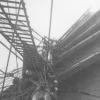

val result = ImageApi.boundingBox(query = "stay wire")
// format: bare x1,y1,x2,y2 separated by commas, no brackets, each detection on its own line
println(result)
15,0,20,77
15,0,24,75
1,30,14,95
7,0,10,18
48,0,53,40
42,0,54,87
0,0,22,95
0,0,13,91
47,0,53,58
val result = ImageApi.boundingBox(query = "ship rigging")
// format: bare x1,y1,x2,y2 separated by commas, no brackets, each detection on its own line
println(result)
1,0,100,100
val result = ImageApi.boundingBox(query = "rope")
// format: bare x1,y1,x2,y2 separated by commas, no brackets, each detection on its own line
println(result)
7,0,10,18
0,0,22,94
48,0,53,40
47,0,54,61
14,0,23,78
1,35,13,95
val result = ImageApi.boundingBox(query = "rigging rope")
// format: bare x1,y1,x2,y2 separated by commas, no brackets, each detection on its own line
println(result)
47,0,53,61
0,0,23,95
0,0,13,94
48,0,53,40
1,35,13,95
42,0,54,88
7,0,10,18
15,0,22,77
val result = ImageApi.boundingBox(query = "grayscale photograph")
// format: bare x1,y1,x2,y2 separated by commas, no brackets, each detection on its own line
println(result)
0,0,100,100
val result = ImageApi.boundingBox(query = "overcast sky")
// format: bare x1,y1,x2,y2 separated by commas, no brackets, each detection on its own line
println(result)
0,0,100,72
24,0,100,39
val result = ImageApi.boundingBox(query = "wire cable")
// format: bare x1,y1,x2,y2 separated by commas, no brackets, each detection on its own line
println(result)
48,0,53,40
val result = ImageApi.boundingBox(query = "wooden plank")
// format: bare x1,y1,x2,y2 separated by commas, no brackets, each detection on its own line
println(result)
1,5,23,9
0,22,28,27
0,0,20,4
0,17,27,22
0,12,25,17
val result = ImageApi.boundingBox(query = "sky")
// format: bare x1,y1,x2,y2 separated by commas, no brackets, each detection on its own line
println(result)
24,0,100,39
0,0,100,72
